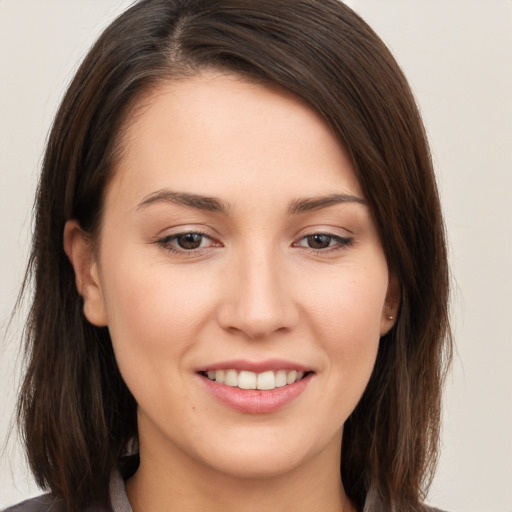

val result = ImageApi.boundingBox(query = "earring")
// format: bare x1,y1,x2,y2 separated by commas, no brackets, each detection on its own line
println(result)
386,315,395,321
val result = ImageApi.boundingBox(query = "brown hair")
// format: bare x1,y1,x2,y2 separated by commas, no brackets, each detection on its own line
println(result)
17,1,451,511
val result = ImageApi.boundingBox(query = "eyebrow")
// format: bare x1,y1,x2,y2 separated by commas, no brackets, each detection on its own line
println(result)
287,193,366,214
136,189,366,215
137,189,230,214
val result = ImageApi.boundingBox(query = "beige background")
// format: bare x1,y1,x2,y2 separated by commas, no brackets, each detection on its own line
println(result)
1,1,511,511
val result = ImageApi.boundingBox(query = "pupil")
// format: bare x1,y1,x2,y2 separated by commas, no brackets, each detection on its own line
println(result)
178,233,202,249
308,234,331,249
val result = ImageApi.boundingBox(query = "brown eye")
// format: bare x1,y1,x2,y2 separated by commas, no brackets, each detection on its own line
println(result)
176,233,204,250
294,233,353,252
156,231,220,255
156,231,218,255
306,234,333,249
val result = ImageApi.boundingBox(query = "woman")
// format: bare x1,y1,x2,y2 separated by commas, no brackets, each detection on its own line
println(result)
8,1,451,511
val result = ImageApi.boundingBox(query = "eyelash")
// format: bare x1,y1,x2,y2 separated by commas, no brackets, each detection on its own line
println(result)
293,233,353,253
156,231,218,255
156,231,353,255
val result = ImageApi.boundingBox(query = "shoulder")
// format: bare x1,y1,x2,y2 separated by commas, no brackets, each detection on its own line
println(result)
423,506,450,512
2,495,61,512
2,455,138,512
2,495,108,512
364,497,451,512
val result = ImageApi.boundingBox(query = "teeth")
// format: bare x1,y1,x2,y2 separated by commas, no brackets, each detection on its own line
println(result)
205,369,306,390
286,370,297,385
238,370,257,390
224,369,238,387
275,370,287,388
257,370,275,390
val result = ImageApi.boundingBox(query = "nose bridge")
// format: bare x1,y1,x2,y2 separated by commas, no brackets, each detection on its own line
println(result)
218,240,297,339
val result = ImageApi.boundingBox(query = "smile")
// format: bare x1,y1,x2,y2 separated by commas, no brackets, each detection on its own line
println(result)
203,369,307,390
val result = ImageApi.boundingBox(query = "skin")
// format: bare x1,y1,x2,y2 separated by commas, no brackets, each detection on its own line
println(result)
65,71,399,512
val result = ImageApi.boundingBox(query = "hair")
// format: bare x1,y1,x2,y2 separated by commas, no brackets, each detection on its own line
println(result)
17,1,451,511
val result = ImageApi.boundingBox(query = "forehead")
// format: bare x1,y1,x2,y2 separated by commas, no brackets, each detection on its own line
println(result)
108,71,363,208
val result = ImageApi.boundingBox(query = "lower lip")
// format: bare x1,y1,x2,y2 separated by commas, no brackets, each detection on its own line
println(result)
199,373,312,414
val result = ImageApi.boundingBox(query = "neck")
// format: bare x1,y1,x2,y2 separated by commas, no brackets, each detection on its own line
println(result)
126,429,354,512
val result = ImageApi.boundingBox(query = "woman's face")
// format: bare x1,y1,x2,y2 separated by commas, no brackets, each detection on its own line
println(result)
68,71,398,480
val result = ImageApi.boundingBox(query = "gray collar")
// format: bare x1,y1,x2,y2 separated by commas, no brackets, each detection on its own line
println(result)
109,470,132,512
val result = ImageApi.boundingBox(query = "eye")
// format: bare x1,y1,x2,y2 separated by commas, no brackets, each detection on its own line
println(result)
157,231,218,253
295,233,353,251
174,233,208,250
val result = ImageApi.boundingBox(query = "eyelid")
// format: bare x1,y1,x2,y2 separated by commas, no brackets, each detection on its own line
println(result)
152,225,353,256
155,228,222,255
292,230,354,253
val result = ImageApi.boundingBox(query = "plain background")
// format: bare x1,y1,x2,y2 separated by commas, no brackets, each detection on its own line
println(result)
1,1,511,511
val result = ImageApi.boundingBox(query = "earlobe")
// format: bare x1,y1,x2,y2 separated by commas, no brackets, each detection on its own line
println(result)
380,273,401,336
63,220,108,327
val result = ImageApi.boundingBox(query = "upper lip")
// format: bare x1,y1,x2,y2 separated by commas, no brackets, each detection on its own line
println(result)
197,359,313,373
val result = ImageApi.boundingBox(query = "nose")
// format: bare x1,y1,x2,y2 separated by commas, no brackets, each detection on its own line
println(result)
216,246,299,340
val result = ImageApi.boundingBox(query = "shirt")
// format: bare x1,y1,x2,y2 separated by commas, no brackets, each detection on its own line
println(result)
2,457,447,512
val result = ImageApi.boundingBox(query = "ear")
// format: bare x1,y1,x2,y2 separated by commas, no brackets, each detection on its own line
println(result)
380,272,401,336
63,220,108,327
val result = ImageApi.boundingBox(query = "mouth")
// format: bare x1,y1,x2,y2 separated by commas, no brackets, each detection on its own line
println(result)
197,360,314,413
199,369,311,391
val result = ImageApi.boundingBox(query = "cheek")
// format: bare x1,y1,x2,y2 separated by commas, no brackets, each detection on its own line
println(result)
102,253,212,338
97,248,220,392
98,256,220,424
305,262,388,339
302,261,388,386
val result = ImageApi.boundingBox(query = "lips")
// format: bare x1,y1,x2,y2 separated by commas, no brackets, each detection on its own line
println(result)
197,359,313,413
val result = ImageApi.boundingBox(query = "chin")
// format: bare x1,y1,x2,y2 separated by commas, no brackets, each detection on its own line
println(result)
204,448,310,480
191,426,342,481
